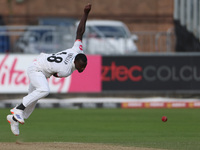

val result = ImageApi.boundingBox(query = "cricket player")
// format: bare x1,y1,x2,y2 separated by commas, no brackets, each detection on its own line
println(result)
7,3,92,136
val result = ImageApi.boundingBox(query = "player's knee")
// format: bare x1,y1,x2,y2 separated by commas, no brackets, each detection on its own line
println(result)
38,88,50,98
42,89,50,97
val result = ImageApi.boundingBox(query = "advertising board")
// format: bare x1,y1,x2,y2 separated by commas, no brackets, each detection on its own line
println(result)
0,54,101,93
102,55,200,92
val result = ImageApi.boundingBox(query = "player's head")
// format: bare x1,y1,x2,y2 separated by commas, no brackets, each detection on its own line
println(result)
74,54,87,73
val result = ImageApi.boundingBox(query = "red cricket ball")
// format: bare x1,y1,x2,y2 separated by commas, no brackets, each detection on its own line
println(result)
161,116,167,122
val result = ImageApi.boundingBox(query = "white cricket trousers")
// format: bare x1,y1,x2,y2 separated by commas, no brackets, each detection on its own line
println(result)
23,62,50,119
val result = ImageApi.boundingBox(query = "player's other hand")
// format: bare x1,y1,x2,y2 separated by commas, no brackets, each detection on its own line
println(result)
84,3,91,14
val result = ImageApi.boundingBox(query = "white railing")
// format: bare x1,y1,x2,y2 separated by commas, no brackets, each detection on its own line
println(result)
0,25,176,54
132,29,176,53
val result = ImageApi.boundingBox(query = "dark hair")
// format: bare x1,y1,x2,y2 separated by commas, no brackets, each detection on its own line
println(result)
75,53,87,63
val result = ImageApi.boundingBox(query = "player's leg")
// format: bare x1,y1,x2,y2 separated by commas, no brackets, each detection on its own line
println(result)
12,71,49,124
8,83,38,135
10,83,35,123
23,83,38,119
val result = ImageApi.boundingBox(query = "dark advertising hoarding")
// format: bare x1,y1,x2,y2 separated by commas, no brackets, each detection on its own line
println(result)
102,54,200,92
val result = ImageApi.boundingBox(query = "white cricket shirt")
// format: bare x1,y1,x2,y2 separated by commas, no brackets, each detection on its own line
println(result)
36,40,84,78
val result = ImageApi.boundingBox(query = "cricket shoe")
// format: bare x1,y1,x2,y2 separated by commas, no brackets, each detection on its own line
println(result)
7,115,19,136
10,107,25,124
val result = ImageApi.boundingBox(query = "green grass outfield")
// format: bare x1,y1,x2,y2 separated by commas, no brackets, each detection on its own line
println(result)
1,108,200,150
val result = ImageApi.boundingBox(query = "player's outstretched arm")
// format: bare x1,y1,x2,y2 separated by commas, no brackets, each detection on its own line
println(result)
76,3,91,40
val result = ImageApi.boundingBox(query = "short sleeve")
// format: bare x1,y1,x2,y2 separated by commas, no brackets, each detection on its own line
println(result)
72,39,84,53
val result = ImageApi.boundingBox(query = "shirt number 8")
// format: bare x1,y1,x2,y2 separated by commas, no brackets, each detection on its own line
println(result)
47,56,63,63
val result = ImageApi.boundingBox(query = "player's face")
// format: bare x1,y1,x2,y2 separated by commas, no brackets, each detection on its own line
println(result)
75,60,87,73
